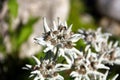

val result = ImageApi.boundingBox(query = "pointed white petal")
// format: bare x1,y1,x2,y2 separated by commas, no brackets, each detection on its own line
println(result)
57,17,61,26
32,56,41,66
43,17,50,32
53,21,57,30
94,43,101,52
108,41,113,49
104,71,109,79
55,64,70,71
34,76,40,80
85,45,90,52
72,47,83,56
26,64,32,68
96,64,110,70
31,70,40,74
69,34,82,42
114,41,119,48
29,74,34,78
22,67,29,70
114,59,120,65
66,24,72,34
55,74,64,80
64,55,73,65
86,49,91,59
97,28,102,33
34,37,46,46
112,74,119,80
70,71,79,77
78,29,84,33
64,21,68,27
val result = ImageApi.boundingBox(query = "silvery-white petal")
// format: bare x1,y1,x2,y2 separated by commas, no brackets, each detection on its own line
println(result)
103,71,109,80
26,64,32,68
85,45,90,52
29,74,34,78
44,45,54,52
55,64,70,71
88,71,104,76
85,75,90,80
43,17,50,33
64,21,68,28
34,76,40,80
112,74,119,80
78,29,84,33
75,77,81,80
94,43,101,52
108,41,113,49
70,71,79,77
34,37,46,46
96,64,110,70
72,47,83,56
31,70,40,74
22,67,29,70
57,17,61,26
114,59,120,65
86,49,91,59
34,76,44,80
69,34,83,42
53,21,57,31
113,41,119,48
32,56,41,66
63,55,73,65
96,27,102,34
66,24,72,34
55,74,64,80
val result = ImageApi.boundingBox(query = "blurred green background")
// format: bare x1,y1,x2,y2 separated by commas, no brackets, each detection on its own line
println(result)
0,0,120,80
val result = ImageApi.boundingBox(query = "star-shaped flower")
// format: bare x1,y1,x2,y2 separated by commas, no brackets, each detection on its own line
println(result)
23,56,70,80
34,18,84,63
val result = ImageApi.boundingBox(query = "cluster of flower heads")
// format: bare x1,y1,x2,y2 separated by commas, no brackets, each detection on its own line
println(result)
23,18,120,80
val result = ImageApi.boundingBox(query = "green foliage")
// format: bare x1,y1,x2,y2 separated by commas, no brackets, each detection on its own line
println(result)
68,0,83,32
67,0,97,32
8,0,18,17
9,17,39,53
17,17,39,47
0,35,6,53
35,51,45,60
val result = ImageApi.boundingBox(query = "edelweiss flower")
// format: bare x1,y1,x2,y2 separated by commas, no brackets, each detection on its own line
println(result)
23,56,70,80
101,41,120,65
70,46,109,80
79,28,120,66
70,63,90,80
78,28,111,52
34,18,84,63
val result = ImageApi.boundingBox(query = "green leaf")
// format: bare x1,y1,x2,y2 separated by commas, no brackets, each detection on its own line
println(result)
17,17,39,48
8,0,18,17
0,35,6,53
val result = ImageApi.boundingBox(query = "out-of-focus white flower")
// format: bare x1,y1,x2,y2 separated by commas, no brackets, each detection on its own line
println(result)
78,28,111,52
79,27,120,66
102,46,120,65
24,56,70,80
70,47,109,80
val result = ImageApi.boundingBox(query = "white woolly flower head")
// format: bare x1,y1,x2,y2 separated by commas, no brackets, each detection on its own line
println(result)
23,56,71,80
34,17,84,52
34,18,84,65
